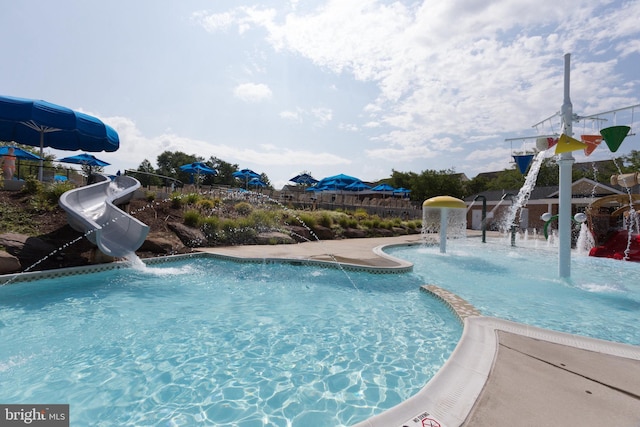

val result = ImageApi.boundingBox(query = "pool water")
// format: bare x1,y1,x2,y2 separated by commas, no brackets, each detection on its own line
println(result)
388,239,640,345
0,258,460,427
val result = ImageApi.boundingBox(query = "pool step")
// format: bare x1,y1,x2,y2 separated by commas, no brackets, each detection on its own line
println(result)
421,285,481,322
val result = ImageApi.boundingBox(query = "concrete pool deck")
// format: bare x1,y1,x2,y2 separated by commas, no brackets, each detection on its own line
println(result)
197,234,640,427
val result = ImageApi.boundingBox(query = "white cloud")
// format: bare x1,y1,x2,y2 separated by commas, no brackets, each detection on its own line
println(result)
233,83,273,103
279,109,302,122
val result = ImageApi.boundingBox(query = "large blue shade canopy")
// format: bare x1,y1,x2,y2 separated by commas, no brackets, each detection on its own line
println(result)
0,95,120,180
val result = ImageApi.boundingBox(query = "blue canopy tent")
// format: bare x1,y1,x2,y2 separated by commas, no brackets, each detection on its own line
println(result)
0,95,119,180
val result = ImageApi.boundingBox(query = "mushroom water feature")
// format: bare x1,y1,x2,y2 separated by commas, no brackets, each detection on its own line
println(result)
422,196,467,253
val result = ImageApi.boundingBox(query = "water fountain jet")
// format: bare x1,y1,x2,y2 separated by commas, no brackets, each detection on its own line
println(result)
422,196,467,253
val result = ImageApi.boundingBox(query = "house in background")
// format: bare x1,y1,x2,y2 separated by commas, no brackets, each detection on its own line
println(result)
465,177,626,232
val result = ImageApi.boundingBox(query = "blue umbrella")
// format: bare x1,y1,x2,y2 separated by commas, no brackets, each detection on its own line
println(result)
0,95,119,180
59,153,111,178
59,153,110,168
344,181,371,191
371,183,395,192
0,146,42,161
233,168,260,189
248,177,266,188
179,162,217,175
393,187,411,198
315,174,362,190
289,173,318,185
180,162,217,188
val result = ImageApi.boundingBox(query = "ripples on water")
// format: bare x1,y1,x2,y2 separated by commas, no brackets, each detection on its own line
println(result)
0,258,461,426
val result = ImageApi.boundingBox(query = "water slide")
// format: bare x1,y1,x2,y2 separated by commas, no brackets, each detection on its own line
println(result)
59,174,149,258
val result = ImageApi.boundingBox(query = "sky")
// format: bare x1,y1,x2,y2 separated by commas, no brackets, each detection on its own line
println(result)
1,0,639,189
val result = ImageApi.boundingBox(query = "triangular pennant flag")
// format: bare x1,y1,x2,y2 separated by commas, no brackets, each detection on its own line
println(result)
600,125,630,153
581,135,602,156
513,154,534,174
555,133,587,154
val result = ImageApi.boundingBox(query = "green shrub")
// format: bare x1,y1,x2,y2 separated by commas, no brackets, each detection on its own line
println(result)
297,213,316,228
197,198,216,210
338,216,350,228
201,215,220,232
249,209,278,229
234,202,253,216
145,191,156,202
171,195,183,209
361,219,374,229
354,208,369,221
185,193,200,205
44,182,75,204
183,210,201,227
21,176,43,195
318,212,333,228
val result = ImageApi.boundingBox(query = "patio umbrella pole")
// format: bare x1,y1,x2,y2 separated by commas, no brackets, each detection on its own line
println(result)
39,132,44,181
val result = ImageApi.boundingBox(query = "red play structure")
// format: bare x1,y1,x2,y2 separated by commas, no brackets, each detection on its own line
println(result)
587,194,640,262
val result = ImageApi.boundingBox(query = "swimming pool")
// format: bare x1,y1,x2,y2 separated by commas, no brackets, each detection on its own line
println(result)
0,257,460,426
388,238,640,346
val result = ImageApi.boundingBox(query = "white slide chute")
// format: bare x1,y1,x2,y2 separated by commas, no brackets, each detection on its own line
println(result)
59,174,149,258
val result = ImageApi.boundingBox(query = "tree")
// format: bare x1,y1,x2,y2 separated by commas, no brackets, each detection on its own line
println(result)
207,156,239,186
135,159,162,187
622,150,640,171
156,151,200,185
388,168,465,201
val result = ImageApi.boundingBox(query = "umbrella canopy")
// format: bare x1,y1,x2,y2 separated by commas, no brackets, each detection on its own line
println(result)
393,187,411,197
179,162,217,175
289,173,318,185
59,153,110,167
0,95,120,180
248,177,266,187
344,181,371,191
315,174,362,190
233,168,260,188
371,183,395,192
0,146,42,161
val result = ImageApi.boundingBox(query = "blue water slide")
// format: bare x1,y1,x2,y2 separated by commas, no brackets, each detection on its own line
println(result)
59,174,149,258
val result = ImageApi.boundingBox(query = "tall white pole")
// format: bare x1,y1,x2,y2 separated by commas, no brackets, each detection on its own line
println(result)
558,53,574,277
